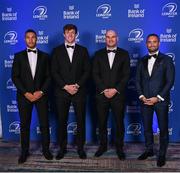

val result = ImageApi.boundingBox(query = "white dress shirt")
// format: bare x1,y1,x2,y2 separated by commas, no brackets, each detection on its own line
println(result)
27,48,37,79
107,47,117,69
65,42,75,63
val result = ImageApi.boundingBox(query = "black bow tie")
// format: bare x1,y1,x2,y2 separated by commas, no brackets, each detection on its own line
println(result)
27,49,37,54
107,49,116,53
148,54,157,59
66,45,75,49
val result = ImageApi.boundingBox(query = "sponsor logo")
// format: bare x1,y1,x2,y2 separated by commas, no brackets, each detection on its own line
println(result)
96,4,111,19
37,31,49,44
128,4,145,18
2,7,17,21
169,101,174,113
67,122,77,135
4,54,14,68
128,28,144,43
4,31,18,45
95,29,106,43
7,100,18,113
160,28,177,43
33,6,48,20
63,5,80,19
6,78,16,91
130,53,139,67
127,123,141,135
9,121,20,134
162,3,177,17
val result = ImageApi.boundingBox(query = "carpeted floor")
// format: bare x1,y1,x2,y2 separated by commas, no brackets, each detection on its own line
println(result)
0,139,180,172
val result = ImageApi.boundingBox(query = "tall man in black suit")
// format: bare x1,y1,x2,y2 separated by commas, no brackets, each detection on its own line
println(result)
136,34,175,167
51,24,90,159
12,29,53,164
93,30,130,160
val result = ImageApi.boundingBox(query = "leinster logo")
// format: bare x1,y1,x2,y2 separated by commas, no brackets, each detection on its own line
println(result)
4,31,18,45
9,121,20,134
33,6,48,20
127,123,141,136
67,122,77,135
96,4,111,19
128,28,144,43
162,3,177,17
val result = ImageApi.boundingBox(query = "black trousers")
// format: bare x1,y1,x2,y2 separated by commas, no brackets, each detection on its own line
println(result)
55,94,86,150
141,103,169,156
17,95,50,152
96,94,125,150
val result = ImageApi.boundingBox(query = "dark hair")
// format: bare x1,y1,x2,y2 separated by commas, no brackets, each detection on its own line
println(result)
63,24,77,34
146,33,160,42
25,29,37,37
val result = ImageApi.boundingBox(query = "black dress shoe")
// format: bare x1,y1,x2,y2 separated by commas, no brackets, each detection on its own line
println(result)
157,156,166,167
77,149,87,159
138,151,154,160
56,149,67,160
43,150,53,160
116,150,126,160
94,146,107,157
18,151,29,164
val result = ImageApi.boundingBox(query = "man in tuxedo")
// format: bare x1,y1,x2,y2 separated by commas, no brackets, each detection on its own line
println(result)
136,34,175,167
51,24,90,159
12,29,53,164
93,30,130,160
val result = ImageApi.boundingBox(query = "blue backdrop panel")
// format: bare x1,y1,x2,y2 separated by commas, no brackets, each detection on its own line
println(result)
0,0,179,143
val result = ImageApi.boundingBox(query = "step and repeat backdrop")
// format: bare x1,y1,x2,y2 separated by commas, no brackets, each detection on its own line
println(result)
0,0,179,143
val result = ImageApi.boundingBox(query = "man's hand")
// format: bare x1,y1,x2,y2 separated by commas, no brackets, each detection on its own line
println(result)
144,97,159,105
33,91,43,101
104,88,118,99
64,84,78,95
24,92,35,102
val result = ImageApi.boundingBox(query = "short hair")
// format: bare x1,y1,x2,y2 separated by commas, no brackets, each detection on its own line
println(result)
25,29,37,37
146,33,160,42
63,24,77,34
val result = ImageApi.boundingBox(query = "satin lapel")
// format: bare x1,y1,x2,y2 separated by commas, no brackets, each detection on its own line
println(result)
103,49,111,70
63,44,72,65
23,50,34,80
143,56,150,77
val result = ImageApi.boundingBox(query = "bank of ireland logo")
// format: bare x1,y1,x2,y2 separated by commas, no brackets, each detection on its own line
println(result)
128,28,143,43
162,3,177,17
67,122,77,135
96,4,112,19
127,123,141,135
4,31,18,45
9,121,20,134
33,6,48,20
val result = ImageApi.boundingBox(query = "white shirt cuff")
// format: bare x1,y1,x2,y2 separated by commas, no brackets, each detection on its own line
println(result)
139,95,144,99
157,95,164,101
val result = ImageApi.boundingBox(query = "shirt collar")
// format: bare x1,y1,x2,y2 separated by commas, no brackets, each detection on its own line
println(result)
148,50,159,56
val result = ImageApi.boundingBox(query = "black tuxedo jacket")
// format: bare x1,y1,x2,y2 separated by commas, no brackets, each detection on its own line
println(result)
93,47,130,98
51,44,90,97
12,49,50,96
136,52,175,104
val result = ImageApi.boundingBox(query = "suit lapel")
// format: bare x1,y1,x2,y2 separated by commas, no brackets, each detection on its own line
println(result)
63,44,72,65
23,50,34,80
143,55,150,77
34,49,41,80
103,49,111,70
